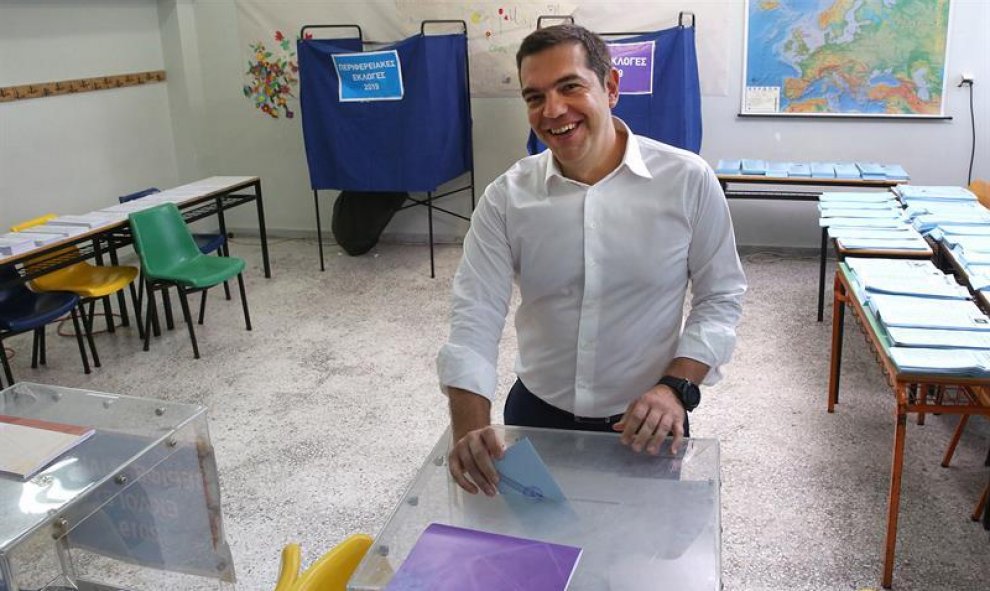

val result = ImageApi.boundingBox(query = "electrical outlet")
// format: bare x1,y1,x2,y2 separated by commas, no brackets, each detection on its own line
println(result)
959,73,974,86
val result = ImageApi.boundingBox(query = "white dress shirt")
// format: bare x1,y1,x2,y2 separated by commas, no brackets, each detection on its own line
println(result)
438,121,746,418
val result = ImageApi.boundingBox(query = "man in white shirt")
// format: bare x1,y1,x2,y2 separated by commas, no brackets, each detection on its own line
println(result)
437,25,746,496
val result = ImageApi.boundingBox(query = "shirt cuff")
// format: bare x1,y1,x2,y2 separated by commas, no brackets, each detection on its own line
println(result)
674,323,737,386
437,343,498,400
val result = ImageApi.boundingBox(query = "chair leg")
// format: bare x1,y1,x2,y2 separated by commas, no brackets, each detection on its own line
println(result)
176,285,200,359
199,288,208,325
31,328,40,369
218,249,232,300
162,287,175,330
70,305,92,375
39,328,46,366
109,242,130,328
81,301,100,369
129,281,144,340
143,285,158,352
236,272,252,331
103,295,115,333
0,336,15,385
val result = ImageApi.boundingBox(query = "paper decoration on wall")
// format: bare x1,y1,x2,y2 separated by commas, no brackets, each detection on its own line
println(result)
243,30,302,119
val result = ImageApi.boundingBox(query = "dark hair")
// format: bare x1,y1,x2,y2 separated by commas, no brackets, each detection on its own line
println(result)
516,24,611,85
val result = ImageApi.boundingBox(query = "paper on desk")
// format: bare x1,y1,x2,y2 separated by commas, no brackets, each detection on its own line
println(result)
886,327,990,349
820,192,896,203
837,237,931,251
858,274,968,299
821,217,906,228
494,438,565,502
819,200,898,210
819,207,903,218
888,347,990,374
869,294,990,331
829,227,915,239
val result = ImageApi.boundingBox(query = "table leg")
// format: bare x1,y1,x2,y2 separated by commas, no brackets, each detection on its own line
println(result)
882,398,908,589
254,180,271,278
818,227,828,322
827,272,845,412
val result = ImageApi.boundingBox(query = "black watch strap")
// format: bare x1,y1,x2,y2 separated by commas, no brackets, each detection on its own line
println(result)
658,375,701,412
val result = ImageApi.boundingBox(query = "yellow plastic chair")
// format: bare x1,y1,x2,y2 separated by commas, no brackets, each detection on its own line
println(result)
275,534,373,591
13,214,142,356
971,179,990,210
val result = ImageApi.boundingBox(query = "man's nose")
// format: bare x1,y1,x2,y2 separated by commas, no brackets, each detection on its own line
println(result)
542,92,566,118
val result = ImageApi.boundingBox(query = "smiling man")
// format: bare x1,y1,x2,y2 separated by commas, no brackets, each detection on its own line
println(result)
437,25,746,496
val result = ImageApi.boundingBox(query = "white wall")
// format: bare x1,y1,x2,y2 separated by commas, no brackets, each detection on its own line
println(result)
0,0,180,228
3,0,988,249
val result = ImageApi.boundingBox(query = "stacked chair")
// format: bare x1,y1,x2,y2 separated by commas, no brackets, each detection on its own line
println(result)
0,265,94,386
128,203,251,359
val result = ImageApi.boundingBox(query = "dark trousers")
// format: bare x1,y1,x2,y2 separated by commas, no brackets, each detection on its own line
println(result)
503,379,690,437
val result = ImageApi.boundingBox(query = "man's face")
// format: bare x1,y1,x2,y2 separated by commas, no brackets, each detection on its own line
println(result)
520,42,619,177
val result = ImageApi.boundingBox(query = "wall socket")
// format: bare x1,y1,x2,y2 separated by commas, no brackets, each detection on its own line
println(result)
959,73,975,86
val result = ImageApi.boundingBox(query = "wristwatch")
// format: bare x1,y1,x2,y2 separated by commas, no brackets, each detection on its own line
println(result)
657,376,701,412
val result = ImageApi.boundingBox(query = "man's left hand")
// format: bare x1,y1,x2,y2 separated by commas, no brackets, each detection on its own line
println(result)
612,385,685,455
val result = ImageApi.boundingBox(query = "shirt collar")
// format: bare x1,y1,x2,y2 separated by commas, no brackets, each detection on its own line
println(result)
542,117,653,188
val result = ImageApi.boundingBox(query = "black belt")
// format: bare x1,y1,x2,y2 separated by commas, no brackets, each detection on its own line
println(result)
571,412,625,425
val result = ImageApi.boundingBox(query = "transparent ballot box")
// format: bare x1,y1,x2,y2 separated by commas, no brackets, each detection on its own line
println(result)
0,383,234,591
350,426,720,591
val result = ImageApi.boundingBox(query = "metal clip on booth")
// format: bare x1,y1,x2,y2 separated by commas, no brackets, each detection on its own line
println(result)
535,11,695,30
299,21,476,278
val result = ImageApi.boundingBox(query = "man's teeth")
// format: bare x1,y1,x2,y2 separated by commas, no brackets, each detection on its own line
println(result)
549,123,577,135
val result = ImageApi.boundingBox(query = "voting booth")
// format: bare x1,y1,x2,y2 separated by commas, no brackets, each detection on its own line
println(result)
527,14,703,156
297,21,476,277
0,382,233,591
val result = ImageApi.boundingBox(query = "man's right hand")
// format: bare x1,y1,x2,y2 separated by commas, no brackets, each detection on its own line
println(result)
448,426,505,496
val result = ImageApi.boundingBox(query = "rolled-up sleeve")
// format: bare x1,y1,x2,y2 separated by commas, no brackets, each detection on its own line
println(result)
675,166,747,385
437,182,515,399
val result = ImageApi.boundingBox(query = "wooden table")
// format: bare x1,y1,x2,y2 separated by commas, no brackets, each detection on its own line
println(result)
717,174,903,321
827,263,990,588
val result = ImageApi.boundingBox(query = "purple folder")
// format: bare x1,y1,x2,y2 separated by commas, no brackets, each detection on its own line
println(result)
384,523,582,591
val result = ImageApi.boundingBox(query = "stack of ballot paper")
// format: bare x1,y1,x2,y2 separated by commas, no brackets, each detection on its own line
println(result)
834,163,862,180
889,347,990,375
715,159,741,175
819,192,913,240
856,162,887,180
810,162,836,178
0,236,35,257
846,258,966,301
868,294,990,331
893,185,978,202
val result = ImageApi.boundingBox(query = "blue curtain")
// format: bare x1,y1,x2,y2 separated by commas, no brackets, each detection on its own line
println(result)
298,34,472,192
527,25,702,155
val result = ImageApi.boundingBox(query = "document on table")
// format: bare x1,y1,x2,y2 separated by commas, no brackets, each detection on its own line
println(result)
819,207,903,218
888,347,990,374
846,257,941,279
829,227,916,239
821,217,907,228
836,237,931,251
942,236,990,253
715,159,741,175
820,192,897,203
858,274,968,299
765,161,790,178
894,186,977,200
886,327,990,349
869,294,990,331
819,201,900,210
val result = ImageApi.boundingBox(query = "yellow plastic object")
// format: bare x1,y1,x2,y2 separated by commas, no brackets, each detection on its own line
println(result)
11,213,57,232
12,217,138,298
274,543,301,591
971,179,990,210
292,534,373,591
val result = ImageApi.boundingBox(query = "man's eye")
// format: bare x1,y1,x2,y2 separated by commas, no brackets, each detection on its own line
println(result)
562,83,581,92
525,96,542,105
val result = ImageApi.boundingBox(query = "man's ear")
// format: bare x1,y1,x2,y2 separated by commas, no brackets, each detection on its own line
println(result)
605,68,620,108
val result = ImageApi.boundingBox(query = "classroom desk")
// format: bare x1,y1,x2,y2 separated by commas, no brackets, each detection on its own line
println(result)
717,174,903,321
0,382,234,591
349,426,721,590
827,263,990,588
0,176,271,284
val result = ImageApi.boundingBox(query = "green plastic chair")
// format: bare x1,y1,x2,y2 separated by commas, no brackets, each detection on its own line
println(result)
128,203,251,358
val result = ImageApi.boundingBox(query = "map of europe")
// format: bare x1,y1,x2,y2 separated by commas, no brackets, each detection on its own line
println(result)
744,0,950,116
